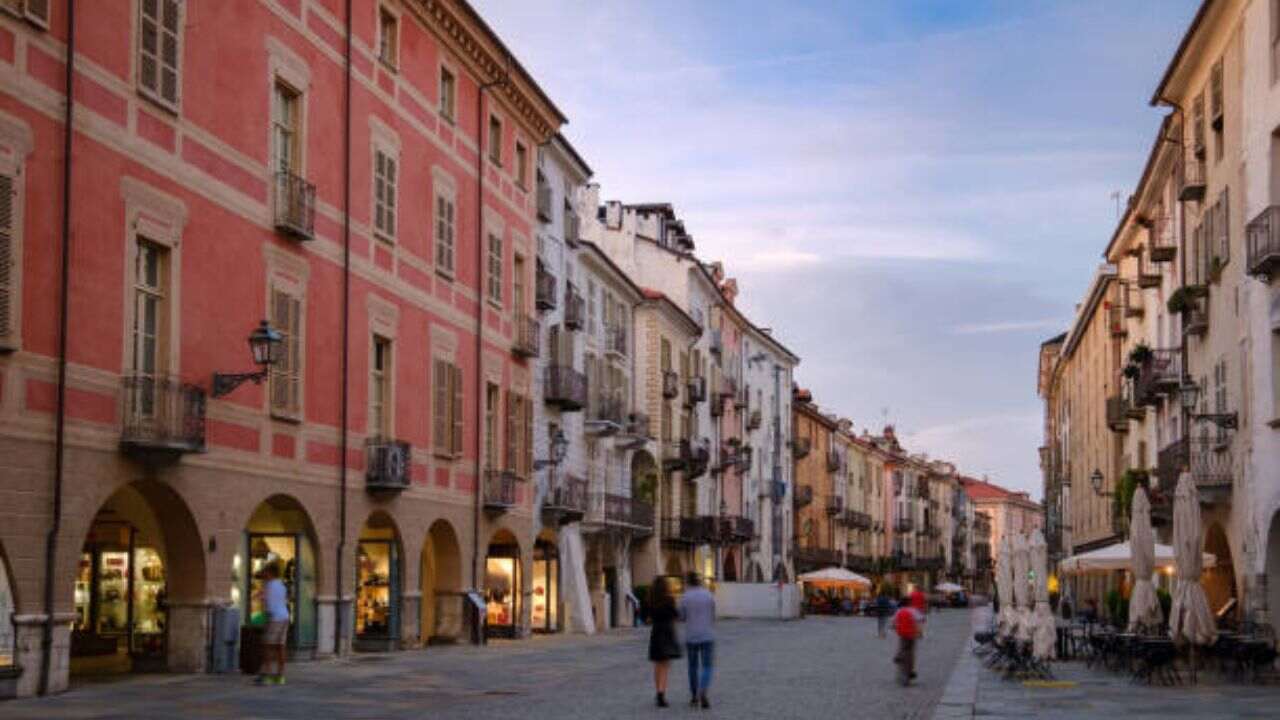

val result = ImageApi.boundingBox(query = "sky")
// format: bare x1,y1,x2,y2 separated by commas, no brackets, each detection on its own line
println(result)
472,0,1202,501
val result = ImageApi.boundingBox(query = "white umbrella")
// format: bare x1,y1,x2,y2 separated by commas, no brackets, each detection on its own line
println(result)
1059,540,1213,573
934,582,964,593
1013,533,1033,643
798,566,872,587
1169,472,1217,647
1030,529,1055,660
996,535,1015,638
1128,487,1163,631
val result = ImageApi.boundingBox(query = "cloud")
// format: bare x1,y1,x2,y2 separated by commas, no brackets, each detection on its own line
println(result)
952,319,1069,336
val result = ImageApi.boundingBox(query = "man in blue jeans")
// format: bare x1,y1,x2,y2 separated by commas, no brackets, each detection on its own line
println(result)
679,571,716,709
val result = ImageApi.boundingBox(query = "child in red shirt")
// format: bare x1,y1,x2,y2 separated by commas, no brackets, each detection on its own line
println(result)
893,590,927,684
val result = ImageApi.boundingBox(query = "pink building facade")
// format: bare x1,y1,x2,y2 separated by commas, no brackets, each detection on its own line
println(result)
0,0,564,697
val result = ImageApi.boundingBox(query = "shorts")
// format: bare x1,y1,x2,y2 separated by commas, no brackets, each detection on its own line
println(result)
263,620,289,646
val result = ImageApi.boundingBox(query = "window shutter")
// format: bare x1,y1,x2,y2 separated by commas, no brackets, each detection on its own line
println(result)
270,290,290,412
450,364,464,456
433,359,448,454
385,157,396,237
0,173,13,348
288,296,301,414
548,323,561,366
504,391,516,472
1221,188,1230,264
584,353,596,417
524,393,533,478
24,0,50,29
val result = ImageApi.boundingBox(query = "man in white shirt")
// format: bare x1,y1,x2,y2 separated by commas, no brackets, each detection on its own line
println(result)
258,561,290,686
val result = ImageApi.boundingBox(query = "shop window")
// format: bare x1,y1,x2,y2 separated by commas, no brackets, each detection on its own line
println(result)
73,523,168,669
138,0,183,111
355,538,400,648
531,542,559,633
485,549,520,637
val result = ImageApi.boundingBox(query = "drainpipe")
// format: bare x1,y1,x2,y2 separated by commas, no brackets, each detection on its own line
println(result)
40,0,75,696
334,0,352,657
473,68,510,590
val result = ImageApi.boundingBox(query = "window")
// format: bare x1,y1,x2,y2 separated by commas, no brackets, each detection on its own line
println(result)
434,191,455,274
586,279,597,334
487,233,503,304
439,66,456,122
505,393,531,478
132,240,167,384
513,255,526,316
1271,329,1280,424
138,0,182,110
488,115,503,166
0,548,12,668
373,149,397,240
0,170,18,350
515,142,528,188
1192,92,1206,159
272,81,300,174
269,289,303,419
485,383,499,469
370,336,391,436
1214,359,1228,444
1211,60,1224,162
378,7,398,69
433,359,464,457
0,1,51,29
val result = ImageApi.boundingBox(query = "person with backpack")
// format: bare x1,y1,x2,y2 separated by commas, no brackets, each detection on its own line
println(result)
893,590,927,685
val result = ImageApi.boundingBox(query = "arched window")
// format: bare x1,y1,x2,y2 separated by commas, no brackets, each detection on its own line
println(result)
0,548,14,668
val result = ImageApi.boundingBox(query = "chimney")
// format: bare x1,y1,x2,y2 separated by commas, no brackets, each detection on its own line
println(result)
722,278,738,305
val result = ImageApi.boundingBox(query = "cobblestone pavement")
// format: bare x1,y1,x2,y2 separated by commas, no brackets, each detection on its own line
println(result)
934,607,1280,720
4,611,971,720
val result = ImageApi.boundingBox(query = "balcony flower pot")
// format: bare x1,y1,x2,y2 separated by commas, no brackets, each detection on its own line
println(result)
1166,288,1192,315
1122,363,1141,381
1128,343,1153,365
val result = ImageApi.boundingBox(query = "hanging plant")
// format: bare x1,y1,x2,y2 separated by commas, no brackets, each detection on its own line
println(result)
1122,363,1141,380
1128,343,1153,365
1166,288,1191,315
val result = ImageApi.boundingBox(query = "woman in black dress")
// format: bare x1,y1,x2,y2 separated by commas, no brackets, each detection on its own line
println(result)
648,577,682,707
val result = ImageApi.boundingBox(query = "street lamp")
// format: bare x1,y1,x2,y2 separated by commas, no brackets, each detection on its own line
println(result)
533,428,568,470
212,320,284,398
1178,376,1238,430
1089,469,1111,498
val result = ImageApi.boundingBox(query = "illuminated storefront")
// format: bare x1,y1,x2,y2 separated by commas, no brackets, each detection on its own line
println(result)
486,540,521,638
531,540,559,633
355,521,401,652
234,498,320,655
71,521,167,673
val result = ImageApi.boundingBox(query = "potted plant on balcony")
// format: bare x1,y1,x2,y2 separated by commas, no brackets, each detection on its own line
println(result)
1128,344,1153,365
1122,363,1141,381
1166,288,1191,315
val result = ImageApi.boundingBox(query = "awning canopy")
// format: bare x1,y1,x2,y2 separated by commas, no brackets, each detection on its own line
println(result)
798,567,872,587
1059,540,1215,574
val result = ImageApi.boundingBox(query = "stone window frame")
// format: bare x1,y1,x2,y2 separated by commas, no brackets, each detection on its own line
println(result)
431,324,463,459
438,61,457,124
370,117,401,245
0,110,33,353
377,2,401,72
266,36,312,178
119,176,188,378
432,165,458,279
367,294,400,439
135,0,185,114
264,244,310,423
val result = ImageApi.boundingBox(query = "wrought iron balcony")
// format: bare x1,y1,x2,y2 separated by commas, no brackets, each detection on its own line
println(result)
624,411,651,438
1247,205,1280,281
120,374,207,457
605,324,627,358
1108,395,1133,432
792,436,812,459
662,515,714,546
564,284,585,330
794,544,842,568
512,314,540,358
918,556,945,571
718,515,754,544
536,180,553,221
826,449,841,473
598,492,654,532
894,517,915,533
661,370,680,399
794,484,814,507
483,469,517,512
825,495,845,515
544,365,588,411
1184,300,1209,337
1149,214,1177,262
664,438,709,475
747,409,762,430
543,475,589,523
686,376,707,404
365,438,411,493
564,209,581,246
844,510,872,530
846,554,873,573
1135,348,1180,406
586,395,625,434
273,170,316,240
892,551,915,570
738,444,753,472
535,265,557,311
1178,157,1206,203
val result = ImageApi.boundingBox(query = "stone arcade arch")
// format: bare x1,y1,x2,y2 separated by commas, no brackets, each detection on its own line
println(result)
420,519,463,645
237,495,322,655
69,480,206,677
355,511,403,652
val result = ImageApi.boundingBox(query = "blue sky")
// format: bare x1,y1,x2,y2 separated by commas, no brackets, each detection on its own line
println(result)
473,0,1201,500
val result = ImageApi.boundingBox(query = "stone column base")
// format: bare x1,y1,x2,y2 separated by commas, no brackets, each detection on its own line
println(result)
400,592,422,649
314,596,353,658
11,613,74,697
165,602,212,673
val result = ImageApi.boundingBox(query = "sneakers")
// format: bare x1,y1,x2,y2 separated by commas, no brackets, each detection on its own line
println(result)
272,676,287,686
256,675,286,686
699,694,711,709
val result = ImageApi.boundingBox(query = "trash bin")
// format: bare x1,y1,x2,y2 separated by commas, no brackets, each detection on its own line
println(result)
239,613,266,675
210,606,241,673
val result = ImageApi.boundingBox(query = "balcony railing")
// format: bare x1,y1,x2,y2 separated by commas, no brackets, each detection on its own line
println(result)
738,444,753,472
513,314,540,358
894,517,915,533
564,210,581,245
794,544,843,568
662,515,714,545
794,484,814,507
624,411,652,438
1184,298,1209,337
825,495,845,515
747,409,762,430
793,436,812,459
663,438,709,475
1247,205,1280,281
536,181,553,221
483,469,517,511
892,551,915,570
273,170,316,240
687,376,707,404
543,475,589,521
1177,157,1206,203
844,510,872,530
120,374,207,456
599,493,654,531
826,449,841,473
365,438,412,492
1106,395,1130,432
661,370,680,399
1150,214,1177,263
535,265,557,311
564,284,585,330
544,365,588,411
718,515,754,544
1155,436,1234,498
605,324,627,357
1135,348,1180,406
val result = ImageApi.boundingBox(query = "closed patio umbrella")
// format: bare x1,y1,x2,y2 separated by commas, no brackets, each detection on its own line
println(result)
1030,529,1055,660
1013,533,1032,643
1169,472,1217,647
1128,486,1163,631
996,535,1015,638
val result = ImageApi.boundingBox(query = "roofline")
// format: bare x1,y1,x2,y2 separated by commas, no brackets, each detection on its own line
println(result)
1060,265,1116,360
702,262,801,364
551,132,593,179
1102,114,1173,260
1040,332,1067,348
1149,0,1215,107
795,401,839,431
577,240,643,301
640,289,703,337
452,0,569,127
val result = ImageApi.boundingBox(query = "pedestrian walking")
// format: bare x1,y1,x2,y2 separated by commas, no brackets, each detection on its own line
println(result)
892,590,927,685
648,577,682,708
679,572,716,709
874,589,892,638
257,561,290,686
